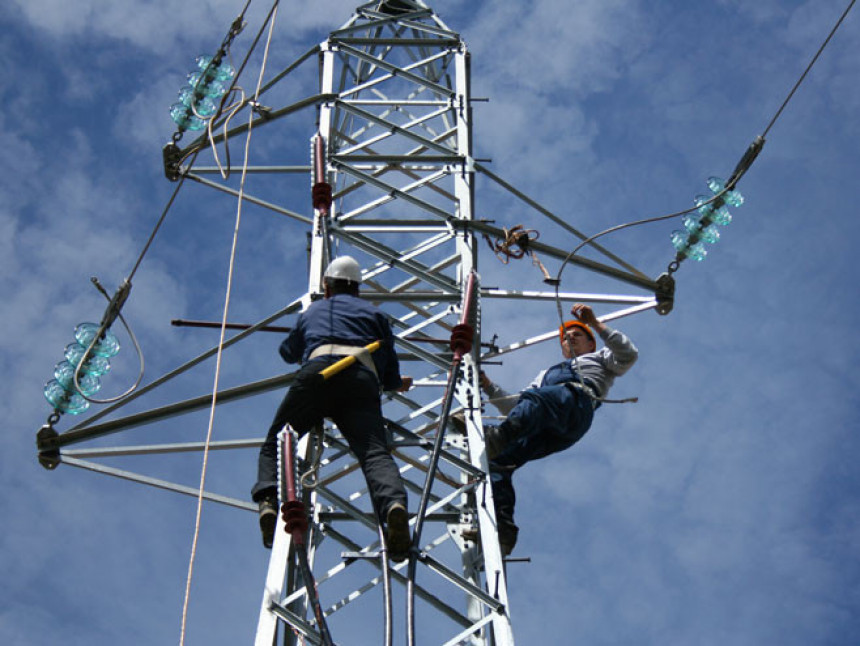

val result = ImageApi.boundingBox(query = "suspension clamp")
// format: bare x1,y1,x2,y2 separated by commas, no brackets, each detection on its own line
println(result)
162,142,183,181
654,272,676,315
36,422,61,470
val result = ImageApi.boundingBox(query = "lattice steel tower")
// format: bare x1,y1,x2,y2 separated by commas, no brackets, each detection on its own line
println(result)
36,1,668,644
253,2,516,642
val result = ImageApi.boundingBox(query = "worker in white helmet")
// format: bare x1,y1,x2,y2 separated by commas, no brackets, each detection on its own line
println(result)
252,256,413,561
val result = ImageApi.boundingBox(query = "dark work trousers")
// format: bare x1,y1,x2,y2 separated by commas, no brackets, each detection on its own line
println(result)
490,383,596,531
252,356,407,520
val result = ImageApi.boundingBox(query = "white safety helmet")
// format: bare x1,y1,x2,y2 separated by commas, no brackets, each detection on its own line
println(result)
324,256,362,284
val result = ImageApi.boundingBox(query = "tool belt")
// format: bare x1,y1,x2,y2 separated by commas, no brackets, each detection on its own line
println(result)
308,344,378,379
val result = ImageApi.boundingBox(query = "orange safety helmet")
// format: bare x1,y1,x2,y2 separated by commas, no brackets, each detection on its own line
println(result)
559,320,595,345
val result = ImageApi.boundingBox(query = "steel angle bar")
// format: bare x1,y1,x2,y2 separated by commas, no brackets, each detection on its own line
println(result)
599,300,660,322
322,530,457,624
482,301,658,360
481,288,655,304
466,219,657,292
314,483,379,532
365,124,459,170
355,291,459,303
393,334,451,370
396,303,458,331
336,37,460,47
334,102,455,156
319,510,459,523
337,234,459,294
360,15,454,41
323,524,471,628
397,306,451,338
59,456,255,511
65,296,305,433
336,185,443,220
388,421,485,480
359,231,456,281
334,43,455,99
46,372,295,450
63,438,262,458
346,9,434,33
330,130,459,207
181,93,337,157
335,107,454,157
185,173,313,224
333,154,461,164
417,551,506,613
267,603,324,646
400,443,479,493
338,223,451,233
390,426,480,490
331,167,453,222
441,613,496,646
475,161,651,281
395,450,467,492
344,99,451,106
393,18,459,39
422,481,476,521
333,50,451,104
362,233,454,279
391,393,446,424
366,256,460,307
190,165,311,174
318,433,454,502
368,289,456,332
257,43,322,97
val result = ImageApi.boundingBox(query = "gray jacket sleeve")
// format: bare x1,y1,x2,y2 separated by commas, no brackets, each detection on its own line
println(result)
599,327,638,376
483,379,519,416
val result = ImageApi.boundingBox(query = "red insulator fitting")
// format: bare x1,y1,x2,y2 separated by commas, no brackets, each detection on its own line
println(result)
282,500,309,544
449,323,474,357
312,182,333,213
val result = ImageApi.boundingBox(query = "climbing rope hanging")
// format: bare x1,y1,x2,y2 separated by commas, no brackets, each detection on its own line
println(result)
179,3,281,645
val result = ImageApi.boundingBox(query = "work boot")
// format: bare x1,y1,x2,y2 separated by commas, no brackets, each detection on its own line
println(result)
385,502,411,563
448,411,466,434
498,522,519,557
258,495,278,549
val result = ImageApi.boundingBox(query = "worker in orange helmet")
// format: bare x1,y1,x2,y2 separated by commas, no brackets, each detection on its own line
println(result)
477,303,638,556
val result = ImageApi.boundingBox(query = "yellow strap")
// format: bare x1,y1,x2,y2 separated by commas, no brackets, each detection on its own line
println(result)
318,340,381,380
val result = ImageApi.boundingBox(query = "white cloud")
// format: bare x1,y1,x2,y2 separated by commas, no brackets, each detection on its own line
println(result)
4,1,860,644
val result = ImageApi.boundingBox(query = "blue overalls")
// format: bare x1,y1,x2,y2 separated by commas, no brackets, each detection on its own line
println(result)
252,294,407,521
490,360,599,532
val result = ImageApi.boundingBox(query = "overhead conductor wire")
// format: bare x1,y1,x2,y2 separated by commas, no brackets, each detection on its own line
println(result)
551,0,855,405
178,2,281,645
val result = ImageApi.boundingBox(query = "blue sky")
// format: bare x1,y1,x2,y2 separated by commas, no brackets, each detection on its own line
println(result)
2,1,859,644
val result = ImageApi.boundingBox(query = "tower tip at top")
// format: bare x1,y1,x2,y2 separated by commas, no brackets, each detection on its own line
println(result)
375,0,426,15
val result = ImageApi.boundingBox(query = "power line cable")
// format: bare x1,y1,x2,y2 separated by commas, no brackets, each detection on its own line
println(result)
553,0,856,288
